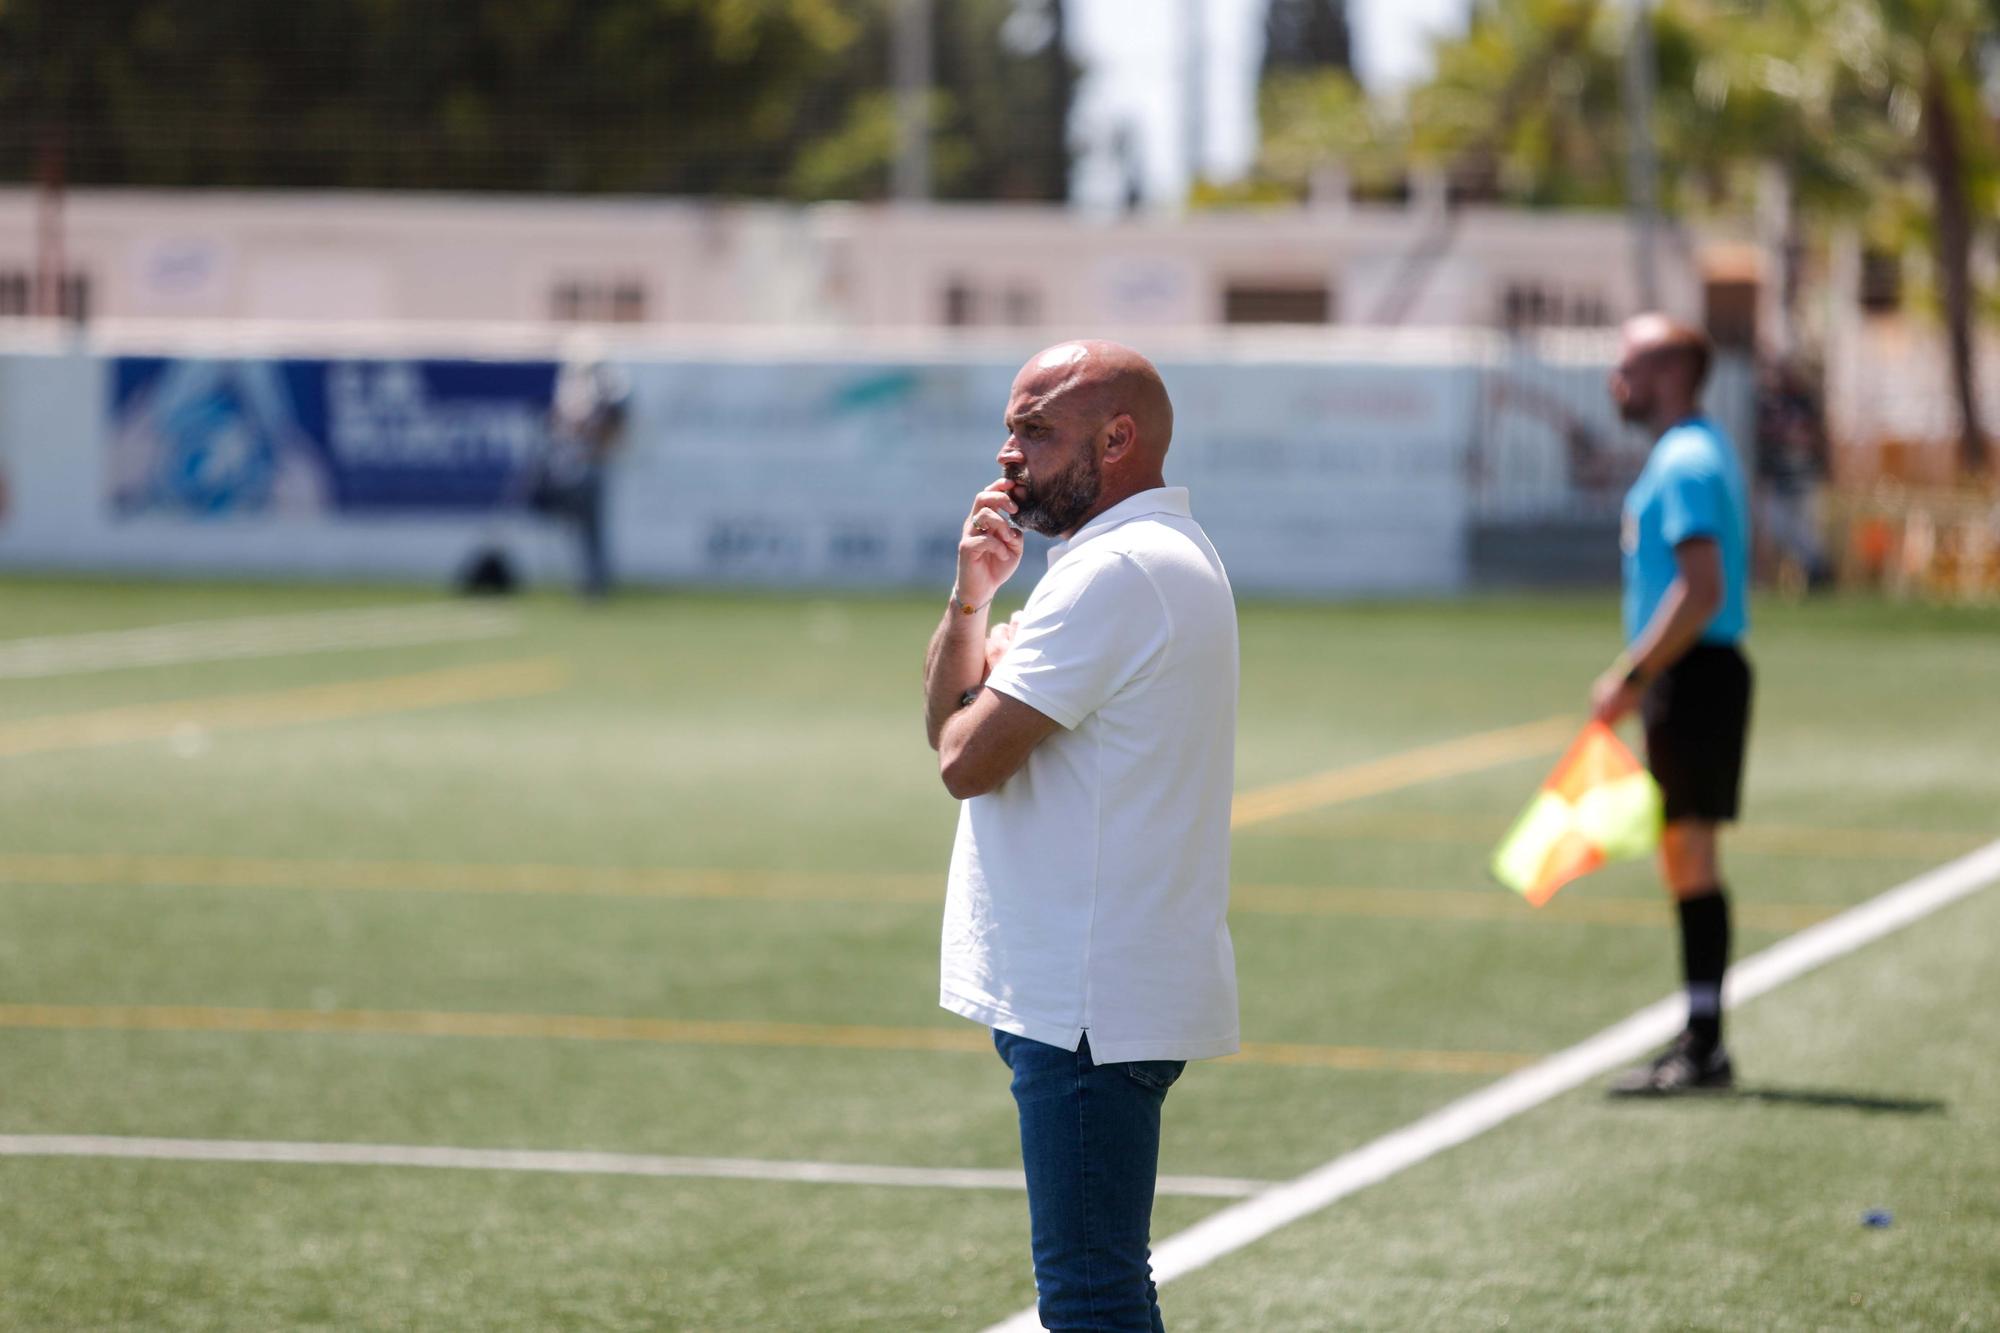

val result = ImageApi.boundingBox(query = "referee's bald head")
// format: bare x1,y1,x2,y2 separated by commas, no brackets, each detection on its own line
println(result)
1613,313,1712,428
1620,313,1712,391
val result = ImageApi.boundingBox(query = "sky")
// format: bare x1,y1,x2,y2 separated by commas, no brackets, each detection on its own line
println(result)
1065,0,1470,209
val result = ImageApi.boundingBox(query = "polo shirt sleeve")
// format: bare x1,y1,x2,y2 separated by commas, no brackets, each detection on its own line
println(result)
983,550,1170,730
1659,449,1725,548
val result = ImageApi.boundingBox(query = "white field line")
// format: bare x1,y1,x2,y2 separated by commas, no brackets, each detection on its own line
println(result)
982,834,2000,1332
0,605,519,679
0,1135,1266,1200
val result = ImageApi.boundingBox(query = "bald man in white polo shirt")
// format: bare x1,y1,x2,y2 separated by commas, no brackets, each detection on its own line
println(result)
923,341,1238,1332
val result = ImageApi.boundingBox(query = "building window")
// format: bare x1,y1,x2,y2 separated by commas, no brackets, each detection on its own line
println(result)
59,273,90,322
1223,283,1332,325
1570,293,1609,327
551,276,648,323
0,268,90,320
1859,249,1901,313
1002,285,1041,327
941,280,1042,328
943,279,976,327
611,282,646,322
1500,282,1611,331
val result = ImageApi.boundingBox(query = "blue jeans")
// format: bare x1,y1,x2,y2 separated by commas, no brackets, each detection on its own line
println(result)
994,1030,1186,1332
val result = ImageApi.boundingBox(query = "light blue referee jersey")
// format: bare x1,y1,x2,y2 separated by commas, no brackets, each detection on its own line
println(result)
1621,416,1751,646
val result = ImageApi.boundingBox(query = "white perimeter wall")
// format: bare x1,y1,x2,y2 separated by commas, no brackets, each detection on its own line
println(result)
0,328,1674,597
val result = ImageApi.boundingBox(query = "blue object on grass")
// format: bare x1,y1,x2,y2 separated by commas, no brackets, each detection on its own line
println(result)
1862,1210,1893,1228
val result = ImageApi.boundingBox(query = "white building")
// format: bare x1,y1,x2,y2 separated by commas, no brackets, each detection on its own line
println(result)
0,187,1712,336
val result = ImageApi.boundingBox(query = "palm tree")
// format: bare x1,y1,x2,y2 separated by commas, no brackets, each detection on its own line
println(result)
1887,1,1999,476
1769,0,1998,474
1406,0,1622,208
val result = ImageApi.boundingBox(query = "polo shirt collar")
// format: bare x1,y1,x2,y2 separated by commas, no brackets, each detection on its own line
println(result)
1047,486,1191,566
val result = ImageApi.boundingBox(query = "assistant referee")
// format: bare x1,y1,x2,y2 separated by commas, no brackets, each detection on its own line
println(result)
1590,314,1753,1096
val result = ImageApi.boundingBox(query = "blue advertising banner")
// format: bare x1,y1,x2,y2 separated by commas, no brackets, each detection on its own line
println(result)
108,356,559,517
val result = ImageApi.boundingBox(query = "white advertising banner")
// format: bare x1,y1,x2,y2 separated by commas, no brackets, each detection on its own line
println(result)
612,356,1474,595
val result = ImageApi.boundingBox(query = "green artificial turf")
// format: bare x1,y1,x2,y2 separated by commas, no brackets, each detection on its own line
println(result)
0,578,1993,1329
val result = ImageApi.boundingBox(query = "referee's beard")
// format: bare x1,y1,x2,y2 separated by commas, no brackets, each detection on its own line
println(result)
1006,450,1102,538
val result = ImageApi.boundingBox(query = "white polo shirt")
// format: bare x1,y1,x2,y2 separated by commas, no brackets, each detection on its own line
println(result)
940,486,1240,1064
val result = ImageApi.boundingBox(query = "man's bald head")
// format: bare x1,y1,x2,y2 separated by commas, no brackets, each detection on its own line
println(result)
1012,340,1174,459
1612,313,1712,430
998,340,1174,537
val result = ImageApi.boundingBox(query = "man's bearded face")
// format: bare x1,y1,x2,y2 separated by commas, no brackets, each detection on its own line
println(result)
1006,430,1103,537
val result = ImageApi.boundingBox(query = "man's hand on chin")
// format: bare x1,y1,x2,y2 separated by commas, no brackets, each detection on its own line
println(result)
955,478,1024,611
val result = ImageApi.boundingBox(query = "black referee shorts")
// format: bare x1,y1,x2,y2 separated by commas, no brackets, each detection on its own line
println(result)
1641,643,1753,824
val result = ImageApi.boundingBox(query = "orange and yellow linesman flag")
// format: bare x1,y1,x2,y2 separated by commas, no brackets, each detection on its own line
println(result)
1491,722,1663,906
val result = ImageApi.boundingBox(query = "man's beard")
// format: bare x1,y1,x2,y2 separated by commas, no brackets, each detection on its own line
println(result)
1008,449,1102,537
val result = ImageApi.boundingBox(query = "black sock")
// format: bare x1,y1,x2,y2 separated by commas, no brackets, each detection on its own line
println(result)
1677,888,1731,1051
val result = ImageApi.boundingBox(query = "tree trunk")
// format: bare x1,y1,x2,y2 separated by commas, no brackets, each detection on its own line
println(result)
1922,62,1987,477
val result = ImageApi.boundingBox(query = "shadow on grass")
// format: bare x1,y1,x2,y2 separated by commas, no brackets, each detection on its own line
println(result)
1608,1087,1947,1114
1731,1087,1947,1115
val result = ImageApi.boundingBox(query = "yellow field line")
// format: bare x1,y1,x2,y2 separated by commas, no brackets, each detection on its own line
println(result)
0,658,569,759
0,1004,1536,1076
0,853,1835,931
1230,716,1575,829
0,853,939,905
1257,808,1983,863
1247,809,1549,847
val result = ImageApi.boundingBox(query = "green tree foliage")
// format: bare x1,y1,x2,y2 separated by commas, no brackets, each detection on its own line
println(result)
1655,1,1889,215
0,0,1073,200
1405,0,1621,205
1253,69,1405,199
1247,0,1998,468
1251,0,1626,206
1672,0,1997,470
787,0,1074,201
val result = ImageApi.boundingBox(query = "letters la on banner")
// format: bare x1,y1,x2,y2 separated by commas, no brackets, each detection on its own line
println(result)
108,356,559,518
